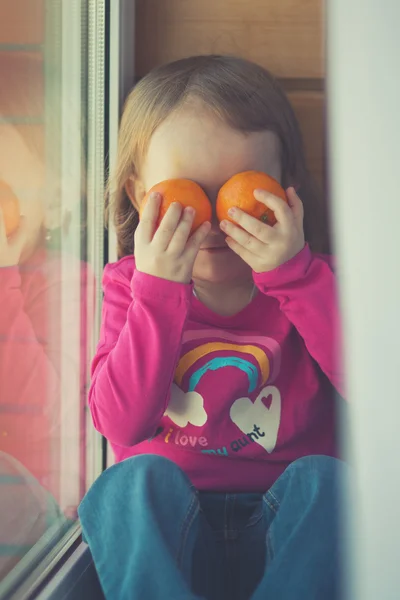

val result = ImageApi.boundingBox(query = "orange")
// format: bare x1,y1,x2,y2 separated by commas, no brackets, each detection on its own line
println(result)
141,178,212,233
0,180,20,237
216,171,287,227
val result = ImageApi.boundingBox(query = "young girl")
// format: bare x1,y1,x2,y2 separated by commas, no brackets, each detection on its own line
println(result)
79,55,345,600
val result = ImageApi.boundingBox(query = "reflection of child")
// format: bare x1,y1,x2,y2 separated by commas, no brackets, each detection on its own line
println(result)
0,121,90,577
0,62,94,575
81,56,345,600
0,122,90,505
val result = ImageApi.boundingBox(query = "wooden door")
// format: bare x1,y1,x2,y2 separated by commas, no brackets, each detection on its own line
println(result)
135,0,326,207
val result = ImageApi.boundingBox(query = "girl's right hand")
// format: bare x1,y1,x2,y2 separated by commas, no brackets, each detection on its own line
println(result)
134,192,211,284
0,212,27,268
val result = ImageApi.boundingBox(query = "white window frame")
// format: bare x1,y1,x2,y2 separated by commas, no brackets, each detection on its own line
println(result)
106,0,136,468
57,0,85,513
84,0,108,490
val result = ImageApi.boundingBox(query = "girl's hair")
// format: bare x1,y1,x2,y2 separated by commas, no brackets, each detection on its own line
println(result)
107,55,329,258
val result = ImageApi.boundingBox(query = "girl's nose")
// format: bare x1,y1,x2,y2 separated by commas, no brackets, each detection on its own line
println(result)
209,216,221,234
208,198,219,227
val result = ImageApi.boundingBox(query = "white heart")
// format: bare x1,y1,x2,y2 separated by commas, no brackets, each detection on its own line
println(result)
230,386,281,454
165,383,207,428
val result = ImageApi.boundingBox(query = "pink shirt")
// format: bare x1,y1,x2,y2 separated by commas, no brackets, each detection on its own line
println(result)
89,245,343,492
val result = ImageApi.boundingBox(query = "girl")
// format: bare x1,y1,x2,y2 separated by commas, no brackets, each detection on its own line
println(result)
79,55,345,600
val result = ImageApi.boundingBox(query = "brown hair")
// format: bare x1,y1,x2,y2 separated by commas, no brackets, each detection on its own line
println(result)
107,55,328,258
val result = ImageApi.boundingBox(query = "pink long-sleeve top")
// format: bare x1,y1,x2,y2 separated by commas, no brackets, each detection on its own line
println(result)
89,244,343,492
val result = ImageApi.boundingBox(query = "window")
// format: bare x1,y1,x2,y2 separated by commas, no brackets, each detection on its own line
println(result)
0,0,106,595
1,1,398,598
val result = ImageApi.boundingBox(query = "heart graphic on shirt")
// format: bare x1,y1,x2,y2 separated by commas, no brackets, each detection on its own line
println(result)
230,385,281,454
164,383,208,428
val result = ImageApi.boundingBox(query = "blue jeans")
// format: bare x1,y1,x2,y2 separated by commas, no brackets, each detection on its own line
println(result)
79,455,343,600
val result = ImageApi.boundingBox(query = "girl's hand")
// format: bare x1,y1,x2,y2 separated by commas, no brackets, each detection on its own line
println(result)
219,187,305,273
135,192,211,284
0,212,27,268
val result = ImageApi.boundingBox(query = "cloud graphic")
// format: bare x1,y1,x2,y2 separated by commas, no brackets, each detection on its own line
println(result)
165,383,207,428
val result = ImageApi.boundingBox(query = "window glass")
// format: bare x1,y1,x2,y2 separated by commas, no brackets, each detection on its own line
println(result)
0,0,104,591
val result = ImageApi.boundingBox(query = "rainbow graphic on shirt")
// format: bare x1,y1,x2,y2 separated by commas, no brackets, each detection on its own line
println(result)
163,329,283,454
175,329,281,392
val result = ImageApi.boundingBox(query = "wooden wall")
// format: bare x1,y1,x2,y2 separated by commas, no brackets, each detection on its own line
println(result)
0,0,45,171
135,0,326,192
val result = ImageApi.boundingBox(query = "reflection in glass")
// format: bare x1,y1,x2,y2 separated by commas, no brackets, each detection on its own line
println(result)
0,0,96,585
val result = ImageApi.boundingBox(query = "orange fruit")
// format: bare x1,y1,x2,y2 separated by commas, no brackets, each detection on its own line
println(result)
0,180,20,237
216,171,287,227
141,178,212,233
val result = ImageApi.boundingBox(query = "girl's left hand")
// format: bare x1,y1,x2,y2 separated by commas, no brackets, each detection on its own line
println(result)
219,187,305,273
0,213,28,268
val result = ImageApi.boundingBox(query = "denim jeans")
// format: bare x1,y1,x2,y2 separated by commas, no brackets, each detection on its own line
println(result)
79,454,343,600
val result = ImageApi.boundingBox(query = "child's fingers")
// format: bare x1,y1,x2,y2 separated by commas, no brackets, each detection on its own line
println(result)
151,202,183,250
136,192,162,243
0,216,28,267
167,206,197,253
286,187,304,225
220,218,266,255
0,212,27,247
0,210,7,244
221,208,275,244
253,189,294,229
184,220,212,261
8,216,28,251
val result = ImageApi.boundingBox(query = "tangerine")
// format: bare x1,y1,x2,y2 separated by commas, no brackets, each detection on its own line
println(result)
216,171,287,227
141,178,212,233
0,180,20,237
